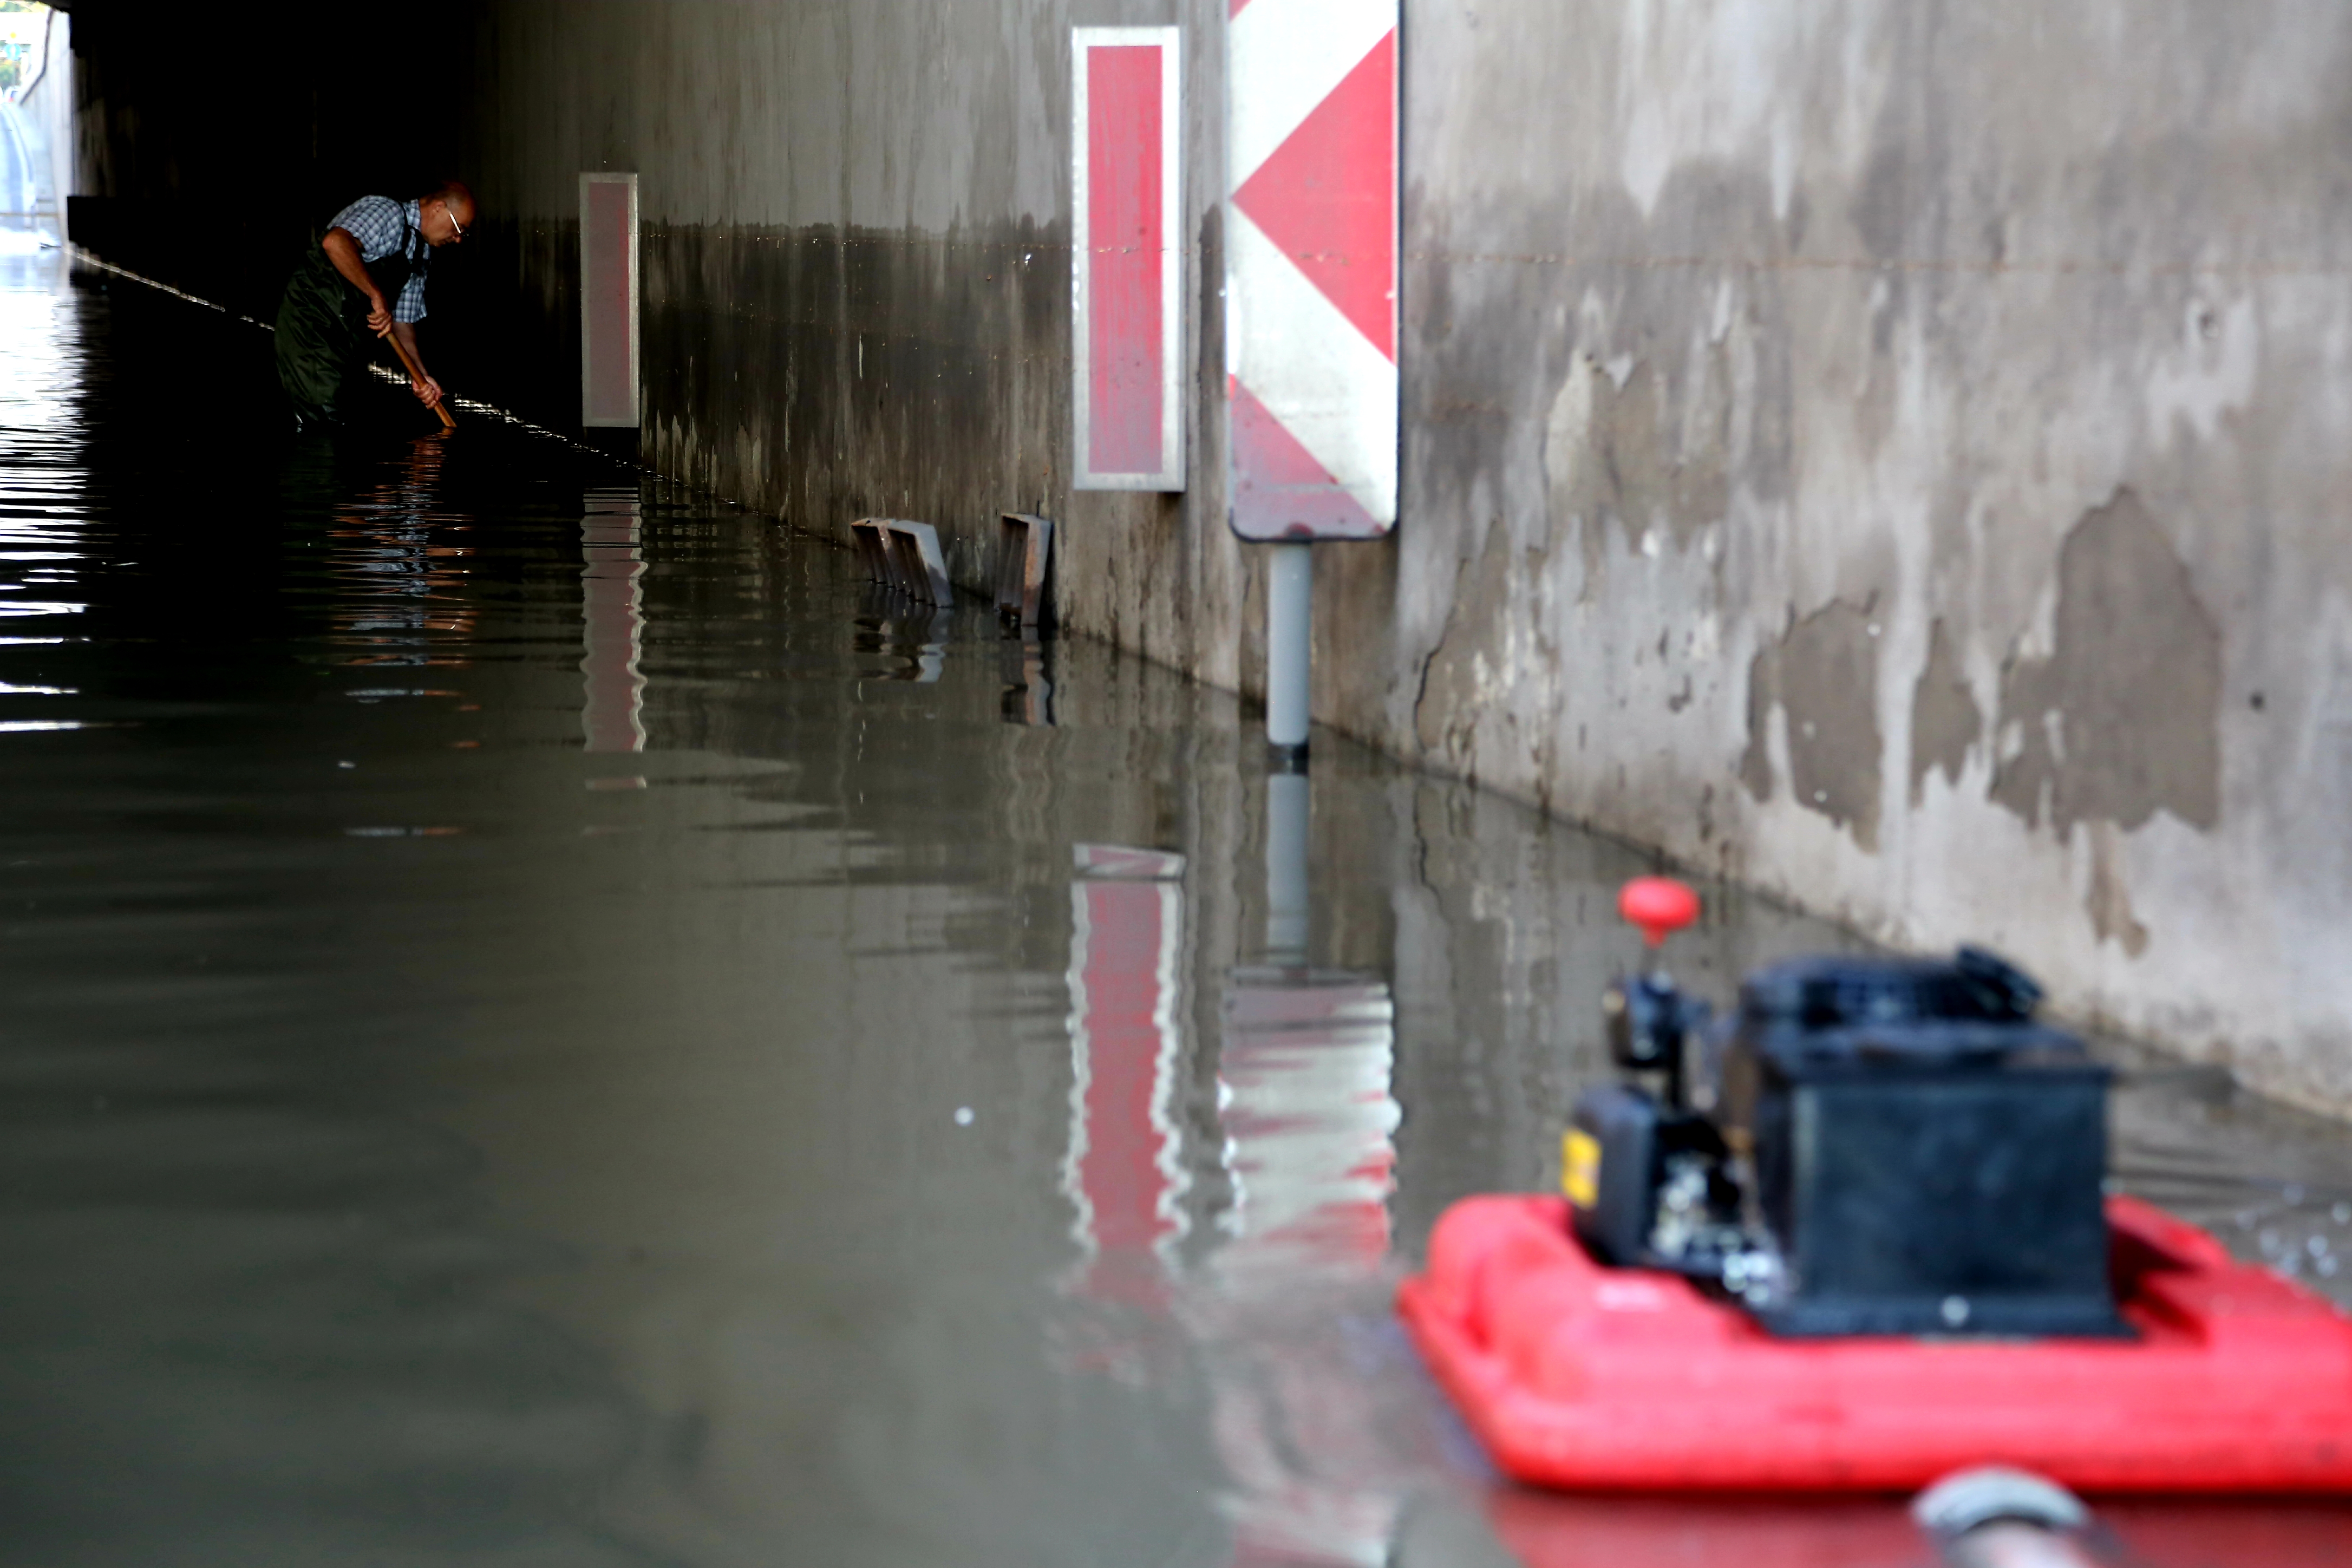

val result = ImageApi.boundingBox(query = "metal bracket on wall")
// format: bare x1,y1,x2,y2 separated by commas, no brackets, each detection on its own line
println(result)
884,521,953,606
851,517,954,607
996,513,1055,627
851,518,896,587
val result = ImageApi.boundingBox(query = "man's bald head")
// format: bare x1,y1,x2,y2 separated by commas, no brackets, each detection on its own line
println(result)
426,181,476,246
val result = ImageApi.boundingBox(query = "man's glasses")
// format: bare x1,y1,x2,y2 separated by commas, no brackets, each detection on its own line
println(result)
443,200,467,241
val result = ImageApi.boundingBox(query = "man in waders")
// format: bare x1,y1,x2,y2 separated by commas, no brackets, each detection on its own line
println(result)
276,182,474,431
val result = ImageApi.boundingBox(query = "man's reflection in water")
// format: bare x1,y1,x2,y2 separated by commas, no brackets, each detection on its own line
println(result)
580,487,646,752
331,437,474,667
1054,820,1415,1566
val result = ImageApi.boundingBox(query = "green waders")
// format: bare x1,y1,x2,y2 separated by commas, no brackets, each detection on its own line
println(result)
274,212,421,427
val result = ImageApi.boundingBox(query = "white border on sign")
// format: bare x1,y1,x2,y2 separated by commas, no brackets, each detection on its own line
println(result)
579,172,641,429
1072,26,1184,493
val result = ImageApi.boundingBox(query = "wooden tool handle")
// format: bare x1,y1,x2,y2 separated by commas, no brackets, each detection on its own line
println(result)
381,324,457,430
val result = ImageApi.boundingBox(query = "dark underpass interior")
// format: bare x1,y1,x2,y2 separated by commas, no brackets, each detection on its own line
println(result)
5,187,2352,1565
11,4,2352,1559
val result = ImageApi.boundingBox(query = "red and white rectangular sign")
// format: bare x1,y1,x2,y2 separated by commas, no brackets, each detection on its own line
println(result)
1072,28,1184,492
579,172,639,428
1227,0,1397,539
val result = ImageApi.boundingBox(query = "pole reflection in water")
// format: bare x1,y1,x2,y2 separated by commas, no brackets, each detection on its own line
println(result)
1220,766,1397,1289
579,486,646,753
1053,778,1414,1565
1264,770,1310,961
1199,770,1405,1568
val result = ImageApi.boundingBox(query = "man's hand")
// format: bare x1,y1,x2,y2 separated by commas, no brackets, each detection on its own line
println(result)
367,295,394,336
387,321,443,412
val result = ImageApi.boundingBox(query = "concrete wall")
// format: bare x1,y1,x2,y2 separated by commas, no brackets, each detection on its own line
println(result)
453,0,1259,695
449,0,2352,1115
1362,0,2352,1115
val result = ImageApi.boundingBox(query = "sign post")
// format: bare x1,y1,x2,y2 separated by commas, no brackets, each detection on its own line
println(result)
1225,0,1399,756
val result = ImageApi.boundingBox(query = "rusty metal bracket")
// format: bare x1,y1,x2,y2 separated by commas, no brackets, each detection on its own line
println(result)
850,518,896,587
996,512,1054,626
852,517,953,605
883,520,953,606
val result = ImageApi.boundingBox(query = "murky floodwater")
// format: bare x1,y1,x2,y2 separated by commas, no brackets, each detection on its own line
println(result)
4,223,2351,1565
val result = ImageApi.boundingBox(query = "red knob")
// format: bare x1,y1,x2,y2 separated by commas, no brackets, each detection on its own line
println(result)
1619,876,1700,948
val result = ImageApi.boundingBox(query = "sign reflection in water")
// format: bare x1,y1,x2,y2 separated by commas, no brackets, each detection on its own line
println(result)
1213,972,1398,1291
1056,806,1408,1565
1061,844,1192,1331
1206,774,1402,1567
580,487,646,753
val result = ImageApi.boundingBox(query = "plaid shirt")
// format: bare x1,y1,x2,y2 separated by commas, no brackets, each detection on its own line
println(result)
327,195,432,324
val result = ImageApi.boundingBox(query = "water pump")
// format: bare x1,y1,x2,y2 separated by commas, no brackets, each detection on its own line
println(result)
1564,878,2122,1338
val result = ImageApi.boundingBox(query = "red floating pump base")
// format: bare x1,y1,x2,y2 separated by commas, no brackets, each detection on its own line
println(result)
1399,1193,2352,1494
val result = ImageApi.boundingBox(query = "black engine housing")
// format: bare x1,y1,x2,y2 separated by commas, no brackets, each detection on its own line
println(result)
1568,946,2124,1338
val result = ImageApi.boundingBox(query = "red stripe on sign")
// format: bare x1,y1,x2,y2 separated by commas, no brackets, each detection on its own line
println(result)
584,180,634,421
1229,376,1383,539
1087,44,1165,476
1233,29,1396,361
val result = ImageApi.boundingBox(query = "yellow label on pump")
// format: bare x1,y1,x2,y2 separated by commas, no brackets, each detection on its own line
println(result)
1562,1128,1601,1210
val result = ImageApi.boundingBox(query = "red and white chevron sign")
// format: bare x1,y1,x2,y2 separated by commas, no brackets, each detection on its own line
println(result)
1226,0,1398,540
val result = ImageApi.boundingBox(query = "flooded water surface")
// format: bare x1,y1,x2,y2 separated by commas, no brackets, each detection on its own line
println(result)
4,245,2351,1565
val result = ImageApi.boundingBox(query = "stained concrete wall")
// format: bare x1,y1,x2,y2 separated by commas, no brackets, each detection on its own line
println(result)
445,1,2352,1115
61,1,2352,1112
451,0,1258,696
1362,1,2352,1115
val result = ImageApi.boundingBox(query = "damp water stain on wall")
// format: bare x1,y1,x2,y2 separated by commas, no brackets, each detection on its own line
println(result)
1740,598,1884,851
1909,617,1982,805
1990,488,2222,838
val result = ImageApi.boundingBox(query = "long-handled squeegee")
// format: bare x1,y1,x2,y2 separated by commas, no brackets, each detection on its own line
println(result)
381,325,456,431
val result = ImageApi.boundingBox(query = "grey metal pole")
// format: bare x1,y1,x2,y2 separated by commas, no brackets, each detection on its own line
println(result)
1266,542,1311,754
